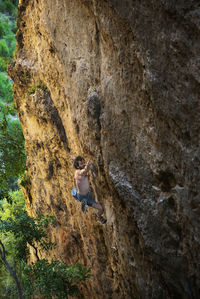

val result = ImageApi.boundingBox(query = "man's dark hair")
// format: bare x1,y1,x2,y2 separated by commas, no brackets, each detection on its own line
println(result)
74,156,84,169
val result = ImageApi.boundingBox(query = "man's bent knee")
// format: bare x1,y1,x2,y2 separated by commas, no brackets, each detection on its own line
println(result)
92,202,103,212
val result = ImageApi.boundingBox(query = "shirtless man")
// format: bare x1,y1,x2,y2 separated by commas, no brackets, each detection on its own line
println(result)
73,156,107,224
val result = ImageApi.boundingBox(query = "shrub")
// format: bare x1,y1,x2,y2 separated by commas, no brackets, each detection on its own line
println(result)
27,82,48,95
0,114,26,195
0,57,7,71
22,260,91,299
0,39,10,57
0,72,13,102
0,192,91,298
0,1,20,199
5,34,16,56
18,172,31,188
0,0,17,16
0,19,7,38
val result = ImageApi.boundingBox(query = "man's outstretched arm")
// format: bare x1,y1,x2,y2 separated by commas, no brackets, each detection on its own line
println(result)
79,160,92,175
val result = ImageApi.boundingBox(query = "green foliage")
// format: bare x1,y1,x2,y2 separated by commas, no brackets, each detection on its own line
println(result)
0,191,90,298
0,100,16,115
0,190,27,259
0,72,13,101
5,33,16,54
0,57,7,71
0,39,10,57
0,197,56,261
0,1,24,200
0,113,26,199
0,189,25,219
0,271,18,299
0,58,24,199
0,0,18,17
27,81,48,95
23,260,91,299
18,171,31,188
0,190,25,296
0,191,56,296
0,17,10,38
0,14,17,56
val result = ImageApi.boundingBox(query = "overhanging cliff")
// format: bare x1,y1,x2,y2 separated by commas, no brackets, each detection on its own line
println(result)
9,0,200,298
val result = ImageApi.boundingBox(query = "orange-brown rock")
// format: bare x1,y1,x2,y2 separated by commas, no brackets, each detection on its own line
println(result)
9,0,200,298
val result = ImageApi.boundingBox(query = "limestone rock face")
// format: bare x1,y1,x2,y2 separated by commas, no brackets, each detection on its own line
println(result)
9,0,200,298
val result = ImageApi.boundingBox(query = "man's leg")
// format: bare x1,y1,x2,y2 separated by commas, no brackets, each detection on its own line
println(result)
92,203,107,224
92,202,103,216
87,192,107,223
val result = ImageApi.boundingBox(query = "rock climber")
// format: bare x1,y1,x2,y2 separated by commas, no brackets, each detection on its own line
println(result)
73,156,107,224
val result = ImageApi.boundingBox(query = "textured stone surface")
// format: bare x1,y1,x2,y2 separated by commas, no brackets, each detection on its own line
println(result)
9,0,200,298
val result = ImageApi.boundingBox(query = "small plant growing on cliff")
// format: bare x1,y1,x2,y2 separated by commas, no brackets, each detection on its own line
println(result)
88,86,97,93
18,171,31,188
27,81,48,95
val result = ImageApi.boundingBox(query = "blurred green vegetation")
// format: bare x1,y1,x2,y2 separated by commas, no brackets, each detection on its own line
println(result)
0,0,26,200
0,191,91,298
0,0,18,17
0,1,24,294
0,190,24,298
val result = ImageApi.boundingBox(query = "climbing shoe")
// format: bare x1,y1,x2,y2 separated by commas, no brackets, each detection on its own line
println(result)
98,216,107,224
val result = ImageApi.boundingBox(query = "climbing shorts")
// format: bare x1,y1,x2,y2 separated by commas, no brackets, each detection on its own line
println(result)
77,192,95,207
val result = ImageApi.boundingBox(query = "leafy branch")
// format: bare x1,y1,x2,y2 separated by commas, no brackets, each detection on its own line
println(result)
0,192,90,298
0,239,23,299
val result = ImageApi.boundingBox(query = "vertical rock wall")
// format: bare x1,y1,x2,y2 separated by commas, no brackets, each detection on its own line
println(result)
9,0,200,298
